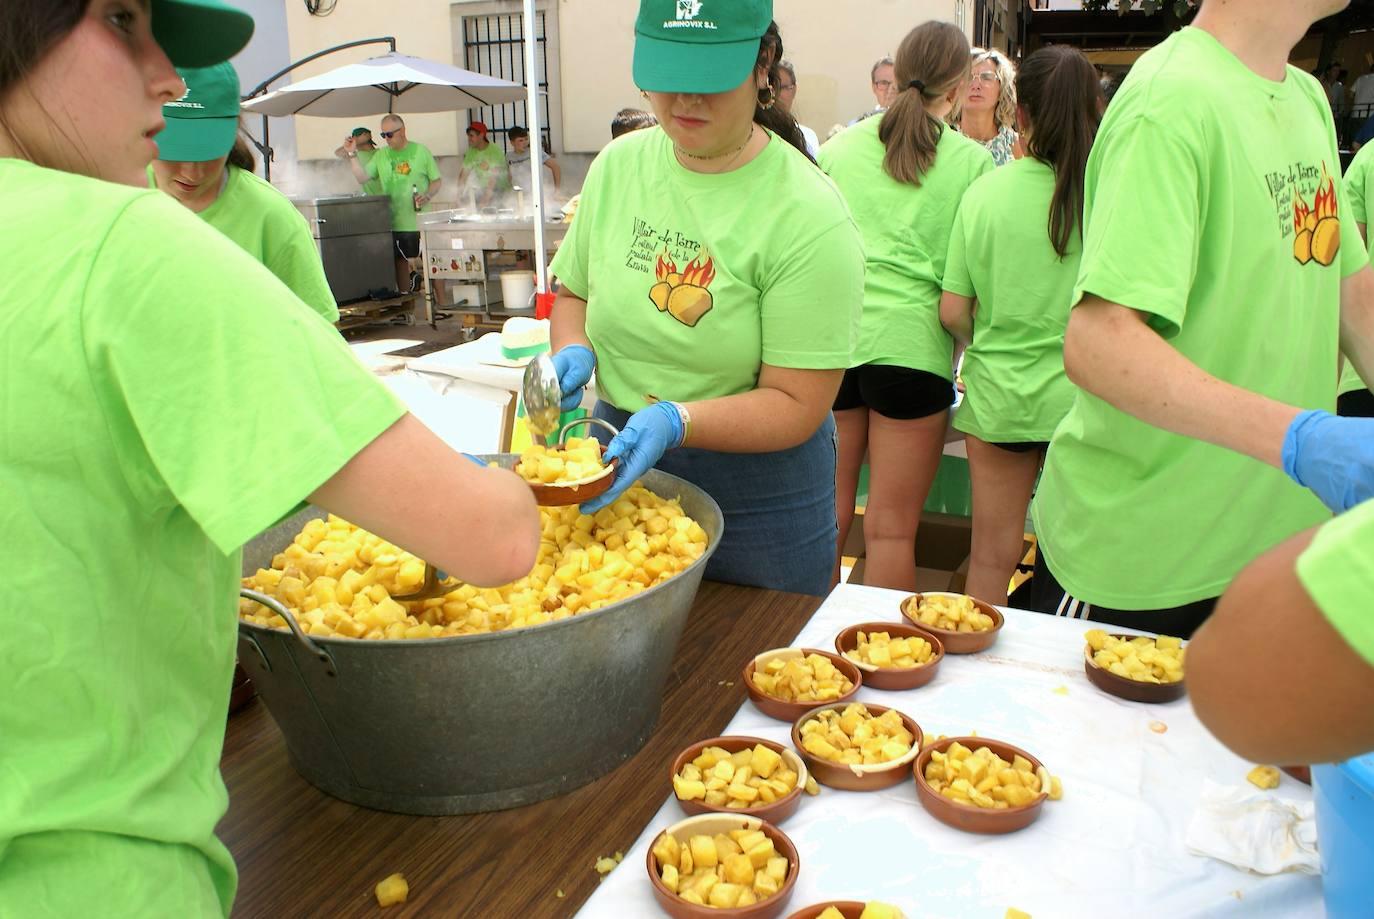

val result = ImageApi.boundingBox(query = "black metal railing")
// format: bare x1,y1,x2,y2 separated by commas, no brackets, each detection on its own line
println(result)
462,12,551,154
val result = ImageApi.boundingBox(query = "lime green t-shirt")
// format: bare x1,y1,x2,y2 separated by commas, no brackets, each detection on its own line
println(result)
364,141,441,231
463,141,511,193
1339,143,1374,395
818,115,994,378
1033,27,1366,610
943,157,1079,442
1296,497,1374,668
549,128,863,412
149,165,339,322
0,160,405,918
355,146,385,196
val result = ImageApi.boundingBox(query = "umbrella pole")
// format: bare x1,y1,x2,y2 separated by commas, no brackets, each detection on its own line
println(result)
522,0,547,297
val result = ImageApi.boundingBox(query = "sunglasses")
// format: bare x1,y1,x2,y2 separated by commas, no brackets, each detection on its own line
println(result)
379,130,399,139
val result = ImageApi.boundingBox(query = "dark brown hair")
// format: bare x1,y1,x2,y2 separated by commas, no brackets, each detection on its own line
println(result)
611,108,657,139
227,129,256,172
879,22,970,186
755,21,812,162
0,0,89,161
1016,45,1101,258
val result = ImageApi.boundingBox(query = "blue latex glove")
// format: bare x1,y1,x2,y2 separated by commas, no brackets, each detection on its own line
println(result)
551,344,596,412
580,402,685,514
1282,409,1374,512
462,453,487,466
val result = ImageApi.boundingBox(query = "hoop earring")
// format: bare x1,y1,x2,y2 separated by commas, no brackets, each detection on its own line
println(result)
758,86,777,110
640,90,649,99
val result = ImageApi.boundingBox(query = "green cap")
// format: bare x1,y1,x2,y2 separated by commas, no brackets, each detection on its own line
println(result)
633,0,771,94
156,62,241,162
351,127,374,137
151,0,255,68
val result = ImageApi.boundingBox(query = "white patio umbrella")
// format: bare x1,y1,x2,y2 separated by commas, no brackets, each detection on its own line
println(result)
240,52,526,116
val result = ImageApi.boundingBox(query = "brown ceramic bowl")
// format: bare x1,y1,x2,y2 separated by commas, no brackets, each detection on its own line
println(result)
913,736,1048,834
785,902,866,919
743,648,863,722
833,621,944,690
791,703,923,792
526,457,618,507
670,736,810,825
1082,635,1187,704
646,812,800,919
899,593,1004,654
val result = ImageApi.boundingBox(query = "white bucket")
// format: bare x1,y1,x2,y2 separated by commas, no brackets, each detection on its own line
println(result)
499,270,537,313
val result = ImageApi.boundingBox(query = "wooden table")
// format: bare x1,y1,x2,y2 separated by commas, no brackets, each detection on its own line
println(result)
217,582,821,918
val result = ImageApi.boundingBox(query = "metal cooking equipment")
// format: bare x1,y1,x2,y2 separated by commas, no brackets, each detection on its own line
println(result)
521,352,562,442
292,194,394,304
236,465,723,815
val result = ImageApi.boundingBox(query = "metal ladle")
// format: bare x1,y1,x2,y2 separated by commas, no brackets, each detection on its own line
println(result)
521,352,562,445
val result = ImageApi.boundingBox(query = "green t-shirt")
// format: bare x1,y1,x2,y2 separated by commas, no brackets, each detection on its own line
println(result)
364,141,441,231
549,128,863,412
943,157,1079,442
818,115,994,378
1339,143,1374,395
462,142,511,193
149,165,339,322
0,160,405,917
1296,497,1374,668
1033,27,1366,610
355,146,384,196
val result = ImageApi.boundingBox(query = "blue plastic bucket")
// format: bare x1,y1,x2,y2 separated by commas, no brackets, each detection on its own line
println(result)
1313,753,1374,919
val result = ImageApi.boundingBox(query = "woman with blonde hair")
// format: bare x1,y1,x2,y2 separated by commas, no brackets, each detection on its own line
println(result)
960,48,1020,166
819,20,994,590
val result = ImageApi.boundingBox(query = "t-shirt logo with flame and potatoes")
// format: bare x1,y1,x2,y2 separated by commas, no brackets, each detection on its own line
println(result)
1291,169,1340,267
649,251,717,327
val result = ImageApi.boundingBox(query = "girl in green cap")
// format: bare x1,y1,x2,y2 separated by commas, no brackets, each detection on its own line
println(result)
547,1,863,596
0,3,539,916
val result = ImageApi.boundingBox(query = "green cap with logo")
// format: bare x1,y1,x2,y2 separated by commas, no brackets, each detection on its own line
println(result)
156,62,242,163
151,0,255,68
633,0,772,94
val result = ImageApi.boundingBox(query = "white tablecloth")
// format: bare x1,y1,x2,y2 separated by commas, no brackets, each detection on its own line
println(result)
575,583,1322,919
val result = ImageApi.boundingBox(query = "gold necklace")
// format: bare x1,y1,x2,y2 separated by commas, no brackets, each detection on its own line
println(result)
675,124,755,167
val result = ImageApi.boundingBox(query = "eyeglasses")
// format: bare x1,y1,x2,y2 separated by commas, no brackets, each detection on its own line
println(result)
777,82,796,91
873,79,895,89
379,130,400,139
971,72,1001,84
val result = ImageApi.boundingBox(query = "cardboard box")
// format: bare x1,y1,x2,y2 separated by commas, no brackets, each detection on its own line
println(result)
844,510,973,591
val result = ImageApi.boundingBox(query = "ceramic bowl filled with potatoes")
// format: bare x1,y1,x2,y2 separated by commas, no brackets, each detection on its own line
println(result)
786,903,906,919
742,648,863,722
791,702,922,792
233,465,721,816
1082,629,1187,703
670,737,815,824
832,621,944,691
647,813,800,919
511,435,617,506
898,592,1003,654
913,736,1061,834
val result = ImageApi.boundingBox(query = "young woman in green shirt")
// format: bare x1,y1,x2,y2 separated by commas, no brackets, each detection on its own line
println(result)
0,4,539,916
819,21,993,591
938,46,1102,604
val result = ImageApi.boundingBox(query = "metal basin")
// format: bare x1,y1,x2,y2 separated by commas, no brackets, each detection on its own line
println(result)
235,464,722,815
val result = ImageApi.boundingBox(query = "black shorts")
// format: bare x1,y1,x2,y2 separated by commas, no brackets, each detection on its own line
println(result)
393,231,421,259
1337,387,1374,418
987,440,1050,454
1019,549,1216,638
832,364,953,420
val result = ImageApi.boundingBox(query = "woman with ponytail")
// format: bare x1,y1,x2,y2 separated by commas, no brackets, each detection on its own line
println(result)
937,45,1101,604
818,21,993,590
547,1,863,596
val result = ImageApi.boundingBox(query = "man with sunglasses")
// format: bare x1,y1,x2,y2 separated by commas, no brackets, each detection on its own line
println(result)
343,114,441,292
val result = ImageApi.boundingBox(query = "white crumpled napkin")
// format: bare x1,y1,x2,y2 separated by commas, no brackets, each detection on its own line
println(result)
1185,779,1320,875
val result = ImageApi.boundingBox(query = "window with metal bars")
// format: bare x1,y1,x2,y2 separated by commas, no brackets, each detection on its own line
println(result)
462,11,551,154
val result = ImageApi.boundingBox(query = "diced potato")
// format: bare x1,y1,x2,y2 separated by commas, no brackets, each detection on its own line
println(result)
1247,765,1281,790
859,904,906,919
907,593,996,631
752,653,854,703
799,703,914,766
1085,630,1185,683
374,873,408,908
689,835,717,870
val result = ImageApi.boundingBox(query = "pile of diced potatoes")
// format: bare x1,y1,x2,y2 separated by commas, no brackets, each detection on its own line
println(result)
750,653,854,703
238,485,708,640
673,744,804,809
818,905,904,919
651,828,789,909
799,703,915,767
843,629,935,669
922,740,1062,809
513,436,606,485
908,594,996,632
1085,630,1184,684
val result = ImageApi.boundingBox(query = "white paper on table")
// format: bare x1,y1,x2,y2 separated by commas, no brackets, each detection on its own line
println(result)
574,584,1322,919
1185,780,1319,875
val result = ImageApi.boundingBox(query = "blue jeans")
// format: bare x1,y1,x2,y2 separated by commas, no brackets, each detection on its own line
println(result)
593,403,839,597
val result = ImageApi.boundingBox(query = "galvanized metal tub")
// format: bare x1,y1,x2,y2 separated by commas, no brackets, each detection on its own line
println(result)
235,465,722,815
